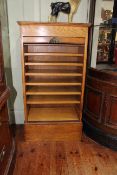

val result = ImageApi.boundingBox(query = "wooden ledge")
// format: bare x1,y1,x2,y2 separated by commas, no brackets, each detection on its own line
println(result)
17,21,91,27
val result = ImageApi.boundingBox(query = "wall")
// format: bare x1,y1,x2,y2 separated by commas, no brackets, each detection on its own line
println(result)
7,0,90,124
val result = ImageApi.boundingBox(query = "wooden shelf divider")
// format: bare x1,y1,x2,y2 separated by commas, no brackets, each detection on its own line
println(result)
26,82,82,86
27,96,80,104
24,52,84,57
26,86,81,95
25,62,83,67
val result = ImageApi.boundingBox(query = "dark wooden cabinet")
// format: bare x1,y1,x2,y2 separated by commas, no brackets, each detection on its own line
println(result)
0,22,15,175
83,68,117,150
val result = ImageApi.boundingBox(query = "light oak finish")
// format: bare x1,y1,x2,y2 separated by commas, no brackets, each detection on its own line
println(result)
28,107,79,122
23,36,85,44
19,123,82,141
26,86,81,95
24,53,84,57
26,96,81,104
25,70,82,77
18,22,89,140
25,62,83,66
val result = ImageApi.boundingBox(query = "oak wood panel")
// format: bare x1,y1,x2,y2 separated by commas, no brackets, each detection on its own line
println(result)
26,56,84,64
26,96,81,105
25,44,84,54
23,36,85,44
28,107,80,122
26,86,81,95
20,123,82,141
18,22,89,37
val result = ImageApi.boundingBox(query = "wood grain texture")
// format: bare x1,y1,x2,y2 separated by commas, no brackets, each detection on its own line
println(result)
25,62,83,66
23,36,85,44
83,68,117,150
19,123,82,142
13,130,117,175
0,22,15,175
28,107,80,122
18,22,89,124
18,22,89,142
26,86,81,95
18,22,90,37
26,96,81,104
0,87,10,109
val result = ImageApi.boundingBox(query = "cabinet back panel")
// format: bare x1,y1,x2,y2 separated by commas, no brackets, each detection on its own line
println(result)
26,56,84,63
26,45,84,54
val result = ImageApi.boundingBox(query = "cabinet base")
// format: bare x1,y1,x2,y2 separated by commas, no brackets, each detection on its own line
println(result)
83,118,117,151
20,122,82,141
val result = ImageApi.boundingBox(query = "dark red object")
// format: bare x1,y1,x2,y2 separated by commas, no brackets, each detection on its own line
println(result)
115,48,117,65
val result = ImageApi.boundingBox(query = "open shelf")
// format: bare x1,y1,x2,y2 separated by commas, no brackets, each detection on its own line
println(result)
26,86,81,95
25,69,82,77
26,77,82,86
19,23,89,126
26,96,80,104
28,106,80,122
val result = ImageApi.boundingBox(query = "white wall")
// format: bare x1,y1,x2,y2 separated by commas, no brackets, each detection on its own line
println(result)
7,0,90,124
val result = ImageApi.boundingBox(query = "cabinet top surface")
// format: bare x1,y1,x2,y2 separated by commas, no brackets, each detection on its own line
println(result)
17,21,91,27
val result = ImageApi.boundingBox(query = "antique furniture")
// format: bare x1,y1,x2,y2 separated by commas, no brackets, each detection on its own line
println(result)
18,22,90,141
83,68,117,150
0,23,15,174
83,0,117,150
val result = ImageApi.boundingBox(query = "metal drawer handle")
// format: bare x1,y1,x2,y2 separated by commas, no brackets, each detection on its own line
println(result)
49,37,60,44
0,146,6,162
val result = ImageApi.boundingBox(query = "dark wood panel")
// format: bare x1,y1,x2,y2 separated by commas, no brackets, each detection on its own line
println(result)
83,68,117,150
0,22,15,175
107,96,117,126
85,87,103,121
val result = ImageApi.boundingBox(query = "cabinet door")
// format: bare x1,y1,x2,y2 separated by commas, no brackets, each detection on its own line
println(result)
0,104,12,174
105,95,117,128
